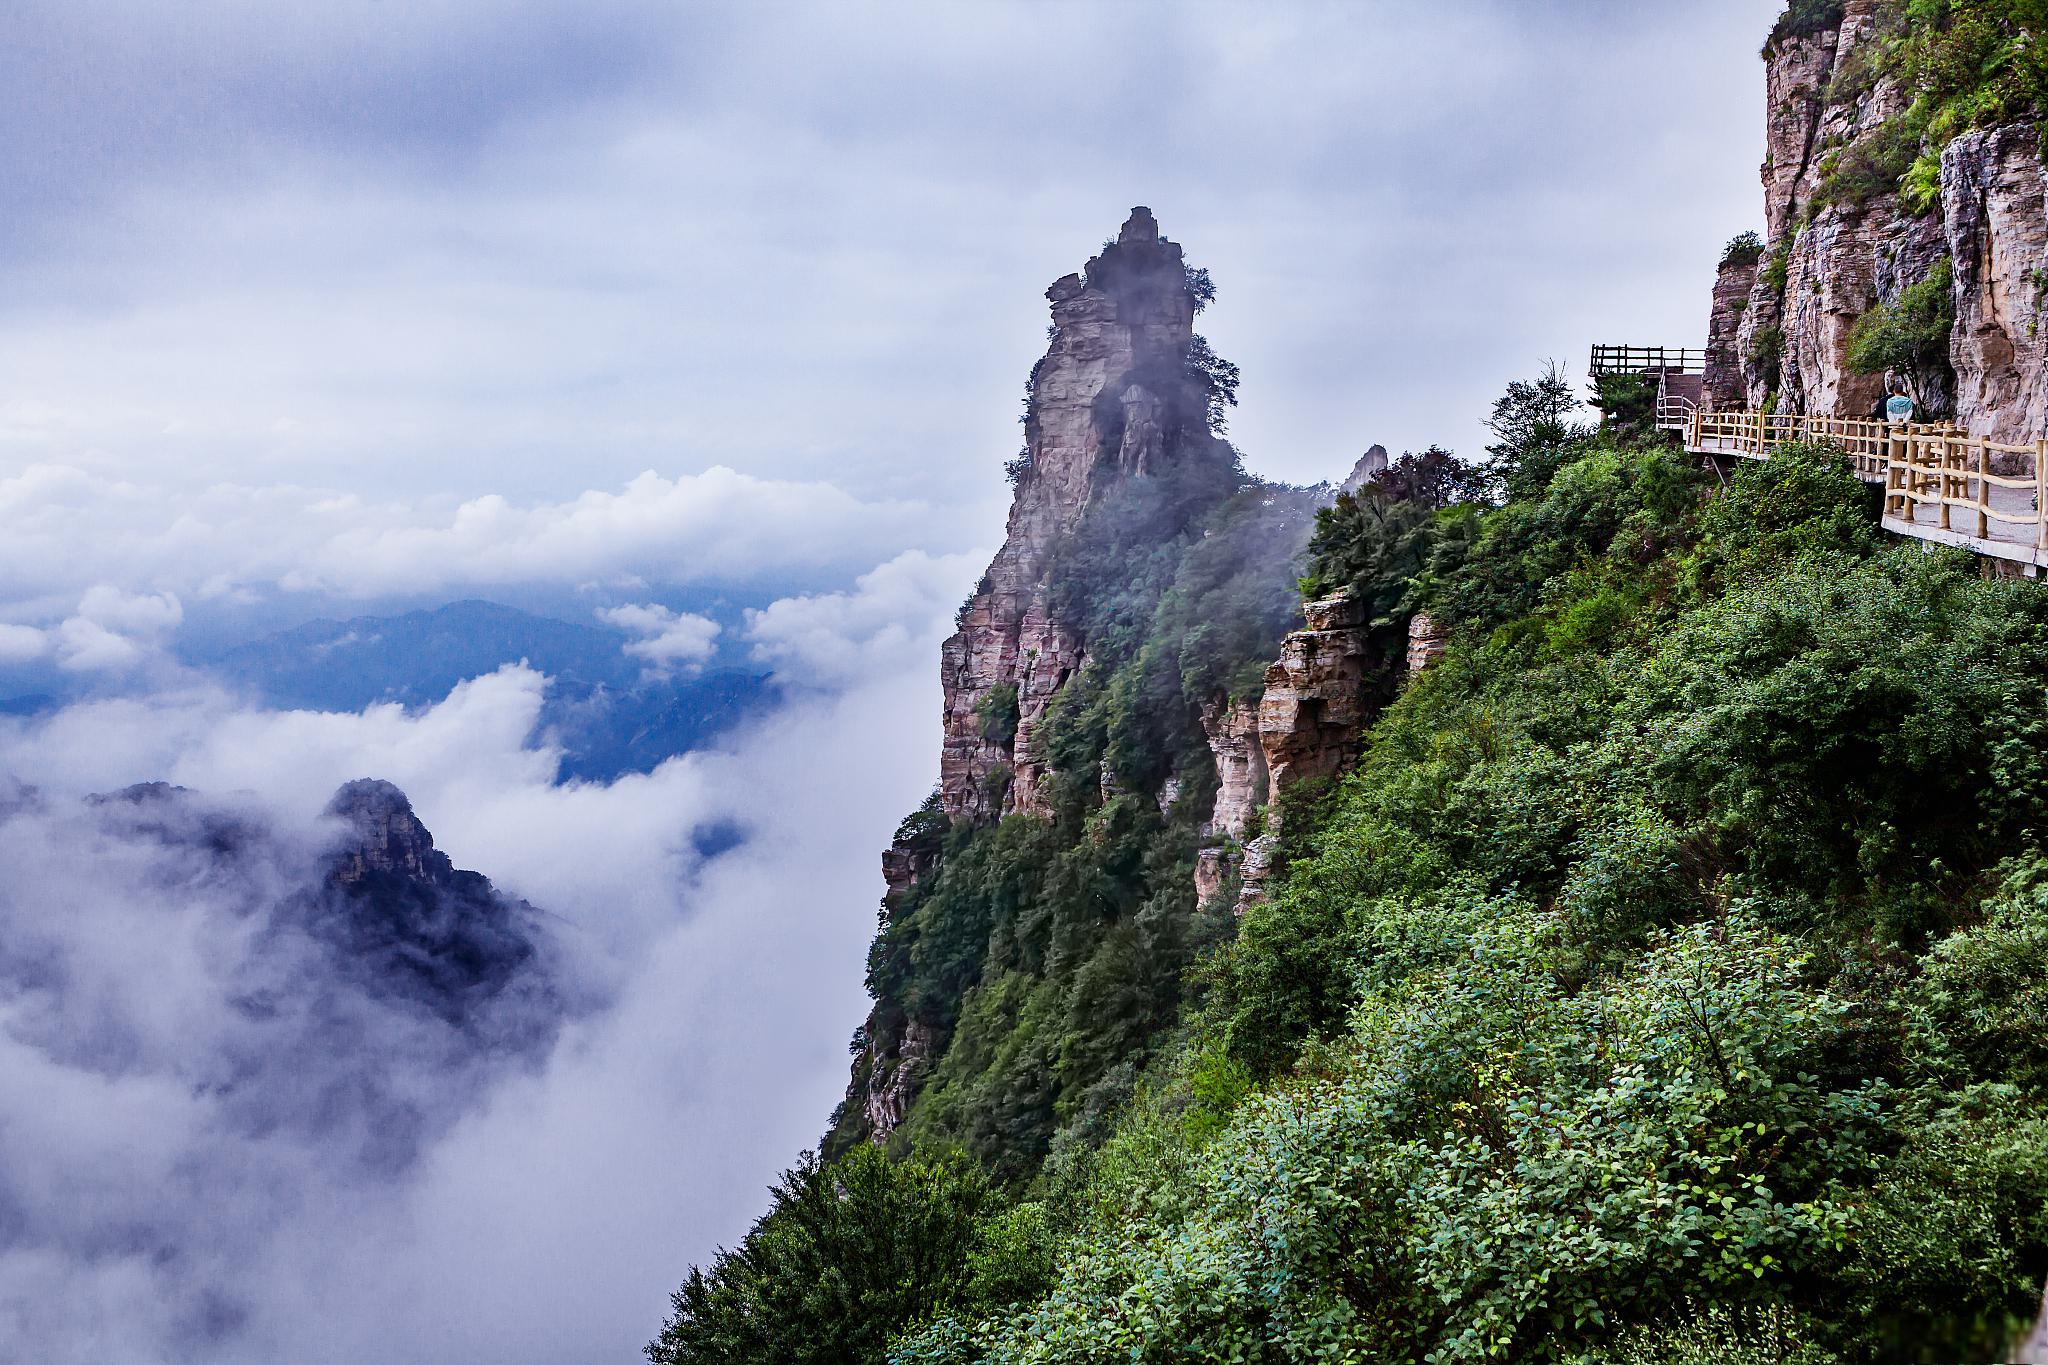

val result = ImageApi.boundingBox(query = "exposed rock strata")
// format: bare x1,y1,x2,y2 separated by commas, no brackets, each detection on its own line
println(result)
937,206,1225,824
1195,695,1266,909
1724,1,2048,436
1233,594,1381,911
1257,594,1376,811
857,1018,934,1139
1341,444,1390,492
1705,253,1760,411
1941,123,2048,442
1202,696,1266,840
1405,612,1449,679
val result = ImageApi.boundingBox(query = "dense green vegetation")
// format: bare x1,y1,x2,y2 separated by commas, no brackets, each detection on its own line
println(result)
1800,0,2048,216
652,357,2048,1362
1846,255,1956,391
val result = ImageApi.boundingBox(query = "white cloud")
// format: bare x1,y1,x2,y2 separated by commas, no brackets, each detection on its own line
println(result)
0,624,48,663
0,590,954,1361
596,603,721,675
0,463,956,618
47,587,183,674
745,549,985,686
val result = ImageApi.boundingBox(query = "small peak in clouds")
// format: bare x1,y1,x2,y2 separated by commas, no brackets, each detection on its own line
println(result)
597,603,721,676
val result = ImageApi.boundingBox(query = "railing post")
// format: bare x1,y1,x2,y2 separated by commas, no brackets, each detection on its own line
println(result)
2035,439,2047,553
1892,428,1912,524
1975,439,1989,540
1937,433,1953,532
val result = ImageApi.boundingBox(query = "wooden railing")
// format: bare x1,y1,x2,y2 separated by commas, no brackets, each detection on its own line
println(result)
1686,409,1901,478
1590,344,1706,377
1885,429,2048,548
1683,407,2048,564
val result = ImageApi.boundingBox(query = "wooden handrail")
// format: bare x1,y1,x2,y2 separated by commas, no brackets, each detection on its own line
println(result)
1686,407,2048,568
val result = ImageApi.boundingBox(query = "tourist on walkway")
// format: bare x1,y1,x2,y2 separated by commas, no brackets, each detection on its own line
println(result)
1885,379,1915,424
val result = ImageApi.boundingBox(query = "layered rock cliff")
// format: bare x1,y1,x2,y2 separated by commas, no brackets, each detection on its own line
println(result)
1720,1,2048,438
834,212,1394,1151
937,207,1232,824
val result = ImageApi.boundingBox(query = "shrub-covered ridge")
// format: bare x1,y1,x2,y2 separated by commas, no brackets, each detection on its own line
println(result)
652,408,2048,1363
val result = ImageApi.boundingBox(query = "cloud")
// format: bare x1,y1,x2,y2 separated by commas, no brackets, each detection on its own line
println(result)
745,549,985,686
0,463,951,620
0,565,959,1361
597,602,721,675
45,587,184,674
0,624,46,663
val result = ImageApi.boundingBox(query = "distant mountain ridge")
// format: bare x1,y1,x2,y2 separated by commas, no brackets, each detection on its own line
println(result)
193,599,778,782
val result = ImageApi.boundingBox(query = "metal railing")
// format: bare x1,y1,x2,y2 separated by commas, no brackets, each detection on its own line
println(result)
1656,394,1697,432
1589,344,1706,377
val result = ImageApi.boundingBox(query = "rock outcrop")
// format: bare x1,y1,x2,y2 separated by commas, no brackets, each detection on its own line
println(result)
1941,122,2048,442
1721,1,2048,437
1202,696,1266,840
938,207,1229,824
1405,612,1449,679
1195,696,1266,907
1704,252,1760,411
1230,594,1382,910
1256,594,1377,814
843,209,1233,1147
1341,444,1391,493
317,779,544,1024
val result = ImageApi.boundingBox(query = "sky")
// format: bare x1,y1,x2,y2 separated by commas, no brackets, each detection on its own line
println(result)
0,2,1788,1361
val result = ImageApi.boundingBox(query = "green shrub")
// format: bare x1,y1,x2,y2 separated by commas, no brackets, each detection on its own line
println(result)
1846,256,1955,400
1721,230,1767,270
975,682,1020,745
648,1146,996,1365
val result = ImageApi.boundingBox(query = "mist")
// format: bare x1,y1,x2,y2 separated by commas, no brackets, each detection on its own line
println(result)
0,557,970,1363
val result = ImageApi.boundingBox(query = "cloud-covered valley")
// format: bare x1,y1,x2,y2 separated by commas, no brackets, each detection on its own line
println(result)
0,551,976,1363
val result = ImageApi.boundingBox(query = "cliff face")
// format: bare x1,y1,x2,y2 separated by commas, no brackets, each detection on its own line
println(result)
937,207,1226,824
1724,1,2048,438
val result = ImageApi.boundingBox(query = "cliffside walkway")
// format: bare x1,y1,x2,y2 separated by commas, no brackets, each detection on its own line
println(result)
1679,408,2048,569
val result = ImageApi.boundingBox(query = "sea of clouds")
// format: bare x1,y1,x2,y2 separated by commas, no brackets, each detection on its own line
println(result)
0,538,981,1363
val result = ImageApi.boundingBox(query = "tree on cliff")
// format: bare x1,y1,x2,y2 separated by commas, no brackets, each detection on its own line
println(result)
646,1147,995,1365
1482,360,1584,501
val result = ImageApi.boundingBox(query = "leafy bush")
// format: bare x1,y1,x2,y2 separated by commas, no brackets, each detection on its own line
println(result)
1846,256,1955,402
647,1146,995,1365
1721,230,1767,270
1589,372,1658,439
1483,361,1587,502
976,683,1020,745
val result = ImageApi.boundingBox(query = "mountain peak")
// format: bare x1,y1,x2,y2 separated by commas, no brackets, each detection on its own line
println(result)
1118,205,1160,246
323,778,451,886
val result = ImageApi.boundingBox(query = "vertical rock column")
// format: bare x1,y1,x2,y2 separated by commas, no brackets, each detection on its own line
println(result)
936,207,1211,823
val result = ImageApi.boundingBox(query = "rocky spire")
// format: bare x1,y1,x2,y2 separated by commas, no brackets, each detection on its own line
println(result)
324,777,454,886
936,207,1226,823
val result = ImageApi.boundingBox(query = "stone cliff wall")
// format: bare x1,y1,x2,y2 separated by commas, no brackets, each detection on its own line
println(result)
1723,1,2048,439
938,206,1225,824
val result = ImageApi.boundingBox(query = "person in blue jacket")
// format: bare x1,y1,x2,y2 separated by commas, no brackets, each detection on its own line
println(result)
1885,378,1916,424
